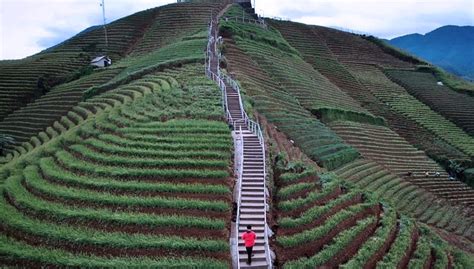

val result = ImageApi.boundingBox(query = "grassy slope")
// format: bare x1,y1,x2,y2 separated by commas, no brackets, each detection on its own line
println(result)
0,64,233,267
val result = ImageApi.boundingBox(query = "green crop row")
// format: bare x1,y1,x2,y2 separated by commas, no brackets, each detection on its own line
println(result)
407,233,431,269
55,150,229,180
283,216,378,268
67,144,228,169
279,168,318,184
342,208,397,268
220,7,299,56
0,194,228,252
279,191,362,228
83,135,231,154
277,182,316,200
9,172,226,230
277,203,375,247
376,217,416,268
0,233,227,268
21,169,229,212
40,157,230,195
278,181,339,212
110,132,231,144
79,138,230,159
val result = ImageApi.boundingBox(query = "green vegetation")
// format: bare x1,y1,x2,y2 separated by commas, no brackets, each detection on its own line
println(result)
221,6,363,170
342,208,397,268
376,217,415,268
0,234,227,268
279,191,362,228
361,35,425,65
0,64,233,266
277,203,375,247
353,67,474,157
385,69,474,136
284,216,378,268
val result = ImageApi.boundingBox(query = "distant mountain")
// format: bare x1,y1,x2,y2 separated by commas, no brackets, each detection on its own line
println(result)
389,25,474,81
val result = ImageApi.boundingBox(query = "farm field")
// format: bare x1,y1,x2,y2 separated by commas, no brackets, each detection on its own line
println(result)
349,65,474,158
221,6,383,126
1,1,474,267
0,68,122,153
0,64,233,267
272,19,472,168
130,2,226,56
223,39,359,170
385,69,474,136
334,159,474,243
272,162,472,267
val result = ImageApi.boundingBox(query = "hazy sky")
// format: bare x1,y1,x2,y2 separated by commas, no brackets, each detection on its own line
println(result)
1,0,473,60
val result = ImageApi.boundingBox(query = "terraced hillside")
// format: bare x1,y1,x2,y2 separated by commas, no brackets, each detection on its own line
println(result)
351,65,474,158
334,159,474,244
0,64,234,267
0,68,123,153
271,20,472,168
310,24,415,68
272,161,471,268
131,2,226,55
221,6,383,126
1,1,474,267
385,69,474,136
0,7,159,122
222,39,359,170
330,121,474,206
0,54,90,120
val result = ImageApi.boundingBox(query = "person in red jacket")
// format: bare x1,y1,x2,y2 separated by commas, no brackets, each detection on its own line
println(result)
241,225,257,265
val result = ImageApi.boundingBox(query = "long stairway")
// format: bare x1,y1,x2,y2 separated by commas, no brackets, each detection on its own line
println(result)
207,7,271,268
226,86,269,269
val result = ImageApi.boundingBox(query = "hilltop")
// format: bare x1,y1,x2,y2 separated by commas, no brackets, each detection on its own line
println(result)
0,1,473,268
389,25,474,81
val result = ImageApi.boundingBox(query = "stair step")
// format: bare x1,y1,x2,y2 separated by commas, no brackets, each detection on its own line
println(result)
241,191,264,196
239,220,266,226
241,188,264,193
240,208,266,213
239,260,268,269
240,214,265,221
238,245,265,253
239,252,267,261
238,239,266,246
241,202,265,208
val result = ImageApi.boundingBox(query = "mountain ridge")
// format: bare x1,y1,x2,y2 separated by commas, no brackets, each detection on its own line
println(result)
389,25,474,81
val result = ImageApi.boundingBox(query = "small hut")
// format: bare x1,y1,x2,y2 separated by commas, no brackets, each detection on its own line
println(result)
90,56,112,68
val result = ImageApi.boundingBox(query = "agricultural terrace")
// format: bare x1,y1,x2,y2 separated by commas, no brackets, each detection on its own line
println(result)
0,64,234,267
131,2,226,56
0,68,122,153
330,121,474,207
0,6,160,122
271,20,471,168
310,24,414,68
385,69,474,136
0,23,208,162
222,37,359,170
0,54,90,121
349,65,474,158
220,5,384,126
272,161,472,267
335,159,474,242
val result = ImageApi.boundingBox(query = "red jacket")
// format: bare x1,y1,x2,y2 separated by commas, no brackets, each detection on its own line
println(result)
241,231,256,247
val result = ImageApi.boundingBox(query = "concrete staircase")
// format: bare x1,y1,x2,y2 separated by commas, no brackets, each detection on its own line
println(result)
226,86,270,269
207,9,270,268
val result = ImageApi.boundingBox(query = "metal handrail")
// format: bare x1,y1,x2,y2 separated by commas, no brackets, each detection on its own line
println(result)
235,125,244,269
205,15,272,269
223,16,267,28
